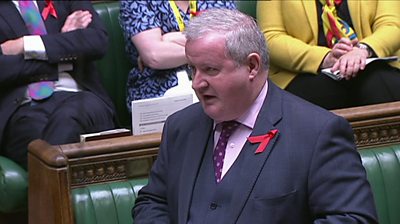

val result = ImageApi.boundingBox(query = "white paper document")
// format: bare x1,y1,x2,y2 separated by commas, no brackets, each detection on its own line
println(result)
80,128,131,142
163,70,199,103
131,94,193,135
321,56,398,80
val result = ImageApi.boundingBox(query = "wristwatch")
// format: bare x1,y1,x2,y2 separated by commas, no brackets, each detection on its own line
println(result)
357,43,372,58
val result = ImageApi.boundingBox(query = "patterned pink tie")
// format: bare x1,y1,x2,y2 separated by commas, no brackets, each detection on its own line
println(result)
19,0,54,100
213,121,239,183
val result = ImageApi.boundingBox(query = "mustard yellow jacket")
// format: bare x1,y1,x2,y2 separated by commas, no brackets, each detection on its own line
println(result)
258,0,400,89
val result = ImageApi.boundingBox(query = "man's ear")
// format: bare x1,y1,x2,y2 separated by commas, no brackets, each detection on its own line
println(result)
247,53,261,80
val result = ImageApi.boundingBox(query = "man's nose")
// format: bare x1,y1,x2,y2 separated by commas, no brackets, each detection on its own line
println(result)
192,72,208,90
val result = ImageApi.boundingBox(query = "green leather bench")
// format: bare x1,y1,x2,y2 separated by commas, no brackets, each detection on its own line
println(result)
93,1,133,128
359,145,400,224
72,178,148,224
236,0,257,18
0,156,28,213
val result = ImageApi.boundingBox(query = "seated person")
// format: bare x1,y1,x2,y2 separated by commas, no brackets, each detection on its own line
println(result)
258,0,400,110
119,0,236,111
133,8,378,223
0,0,116,169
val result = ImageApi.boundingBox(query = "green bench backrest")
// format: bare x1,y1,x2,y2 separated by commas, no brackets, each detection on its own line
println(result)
360,145,400,224
72,178,148,224
0,156,27,213
236,0,257,18
93,2,132,128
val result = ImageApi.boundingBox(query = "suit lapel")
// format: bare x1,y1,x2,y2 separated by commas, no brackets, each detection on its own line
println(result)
226,81,283,224
302,0,319,42
0,1,58,38
37,0,62,34
178,109,214,224
346,1,361,38
0,2,29,38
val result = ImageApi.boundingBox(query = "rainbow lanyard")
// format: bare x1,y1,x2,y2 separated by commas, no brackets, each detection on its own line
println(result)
320,0,357,48
169,0,197,31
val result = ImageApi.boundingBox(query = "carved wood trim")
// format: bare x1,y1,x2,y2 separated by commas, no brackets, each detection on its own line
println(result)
332,101,400,149
353,122,400,149
69,155,156,188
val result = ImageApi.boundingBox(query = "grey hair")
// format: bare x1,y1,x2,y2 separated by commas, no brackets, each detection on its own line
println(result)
184,8,269,70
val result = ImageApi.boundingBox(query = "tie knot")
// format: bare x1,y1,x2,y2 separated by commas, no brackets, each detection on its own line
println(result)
220,120,239,138
19,0,47,36
19,0,37,10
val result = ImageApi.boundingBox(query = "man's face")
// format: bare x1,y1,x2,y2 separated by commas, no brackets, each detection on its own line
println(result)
186,33,254,122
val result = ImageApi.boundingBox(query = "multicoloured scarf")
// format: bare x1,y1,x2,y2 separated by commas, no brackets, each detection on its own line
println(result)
320,0,357,48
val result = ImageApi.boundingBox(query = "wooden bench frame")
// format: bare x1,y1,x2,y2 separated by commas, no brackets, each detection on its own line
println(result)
28,133,160,224
28,101,400,223
332,101,400,149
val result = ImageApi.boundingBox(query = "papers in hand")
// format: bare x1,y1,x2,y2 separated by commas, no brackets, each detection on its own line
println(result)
131,93,193,135
321,56,399,81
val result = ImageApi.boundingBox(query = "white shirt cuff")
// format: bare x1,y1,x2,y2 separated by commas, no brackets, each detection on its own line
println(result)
23,35,47,60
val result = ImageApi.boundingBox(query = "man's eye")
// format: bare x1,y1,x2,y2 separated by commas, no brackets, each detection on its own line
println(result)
205,67,218,74
206,67,216,72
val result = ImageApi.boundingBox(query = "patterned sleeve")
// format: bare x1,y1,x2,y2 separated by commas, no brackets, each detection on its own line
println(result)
223,0,237,9
119,1,161,38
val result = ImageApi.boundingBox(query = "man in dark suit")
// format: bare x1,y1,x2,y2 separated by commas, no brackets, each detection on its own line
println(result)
0,1,116,169
133,8,378,223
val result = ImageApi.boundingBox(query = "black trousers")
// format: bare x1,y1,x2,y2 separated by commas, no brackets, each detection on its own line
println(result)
1,91,116,169
285,61,400,110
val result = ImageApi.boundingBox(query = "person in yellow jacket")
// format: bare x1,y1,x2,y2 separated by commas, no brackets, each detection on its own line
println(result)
258,0,400,110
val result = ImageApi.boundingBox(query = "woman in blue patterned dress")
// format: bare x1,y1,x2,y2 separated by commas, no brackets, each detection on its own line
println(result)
119,0,236,111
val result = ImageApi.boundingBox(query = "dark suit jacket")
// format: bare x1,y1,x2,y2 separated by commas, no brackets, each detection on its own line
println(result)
133,81,378,223
0,1,115,147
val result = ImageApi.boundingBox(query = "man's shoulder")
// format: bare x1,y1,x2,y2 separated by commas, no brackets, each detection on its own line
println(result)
279,87,343,121
276,88,352,139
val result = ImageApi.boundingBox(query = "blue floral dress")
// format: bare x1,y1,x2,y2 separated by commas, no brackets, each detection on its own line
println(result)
119,0,236,111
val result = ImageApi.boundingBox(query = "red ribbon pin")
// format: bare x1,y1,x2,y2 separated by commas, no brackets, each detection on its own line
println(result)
42,0,58,20
248,129,278,154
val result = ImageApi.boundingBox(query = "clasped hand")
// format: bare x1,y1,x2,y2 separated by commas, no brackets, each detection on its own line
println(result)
61,10,92,33
322,38,369,80
0,10,92,56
